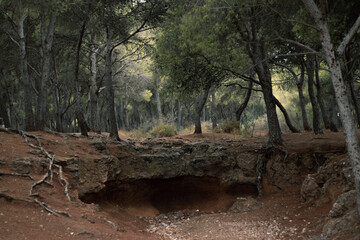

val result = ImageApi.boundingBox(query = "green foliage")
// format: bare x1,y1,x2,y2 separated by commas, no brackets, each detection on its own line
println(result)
220,119,239,133
150,123,178,137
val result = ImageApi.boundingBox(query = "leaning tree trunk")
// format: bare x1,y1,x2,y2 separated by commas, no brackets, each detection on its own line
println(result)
194,89,209,134
302,0,360,221
305,55,323,134
273,96,300,133
247,38,282,144
18,0,34,131
236,80,253,121
105,26,120,141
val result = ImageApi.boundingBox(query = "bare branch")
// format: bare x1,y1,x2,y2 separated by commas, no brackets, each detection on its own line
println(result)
337,15,360,56
275,35,318,53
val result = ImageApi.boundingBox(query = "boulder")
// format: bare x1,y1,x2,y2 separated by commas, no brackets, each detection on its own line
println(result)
301,174,321,202
328,190,356,218
228,197,262,213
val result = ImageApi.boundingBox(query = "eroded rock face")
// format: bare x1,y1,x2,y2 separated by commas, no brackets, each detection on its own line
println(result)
300,155,358,239
300,157,354,204
64,139,346,202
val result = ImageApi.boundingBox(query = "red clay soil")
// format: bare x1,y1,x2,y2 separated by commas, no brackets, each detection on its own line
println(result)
0,129,355,239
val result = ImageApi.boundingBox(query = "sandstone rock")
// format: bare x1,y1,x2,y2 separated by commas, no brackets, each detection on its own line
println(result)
90,140,107,151
328,190,356,218
10,158,32,174
301,174,321,202
0,158,6,166
228,197,262,213
323,209,360,239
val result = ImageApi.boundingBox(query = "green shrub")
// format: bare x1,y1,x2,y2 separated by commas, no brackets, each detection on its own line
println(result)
150,123,178,137
221,119,240,133
128,129,149,139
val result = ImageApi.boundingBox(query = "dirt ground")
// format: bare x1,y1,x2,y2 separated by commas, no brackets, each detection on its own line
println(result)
0,129,355,239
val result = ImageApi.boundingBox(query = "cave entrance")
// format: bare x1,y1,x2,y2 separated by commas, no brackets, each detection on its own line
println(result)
80,176,258,217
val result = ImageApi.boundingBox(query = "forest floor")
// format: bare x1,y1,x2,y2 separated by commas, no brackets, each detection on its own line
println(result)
0,129,356,239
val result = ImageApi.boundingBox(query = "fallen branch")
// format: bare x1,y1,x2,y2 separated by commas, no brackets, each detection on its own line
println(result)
0,172,34,180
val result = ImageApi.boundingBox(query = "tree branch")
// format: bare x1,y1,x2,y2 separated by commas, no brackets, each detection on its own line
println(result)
337,15,360,56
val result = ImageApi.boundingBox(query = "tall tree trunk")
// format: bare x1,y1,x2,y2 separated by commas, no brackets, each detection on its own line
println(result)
273,96,300,133
88,42,101,133
315,57,331,129
123,81,130,130
247,39,282,144
17,0,34,131
305,55,323,134
211,90,217,128
194,89,209,134
236,80,253,121
0,92,10,128
177,99,182,130
155,74,162,122
345,47,360,128
298,61,312,131
302,0,360,220
37,10,56,130
105,26,120,140
119,96,125,129
74,21,88,136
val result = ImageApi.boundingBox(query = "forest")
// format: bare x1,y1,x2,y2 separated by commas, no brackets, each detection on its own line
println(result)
0,0,359,141
1,0,360,221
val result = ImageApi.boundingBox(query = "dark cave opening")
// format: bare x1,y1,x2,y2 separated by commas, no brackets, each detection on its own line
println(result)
80,176,258,216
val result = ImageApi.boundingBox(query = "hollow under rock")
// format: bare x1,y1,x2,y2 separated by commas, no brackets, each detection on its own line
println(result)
81,176,258,217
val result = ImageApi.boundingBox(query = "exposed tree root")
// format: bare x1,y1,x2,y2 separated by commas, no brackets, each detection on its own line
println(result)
54,164,71,201
105,218,120,231
0,172,34,180
15,130,72,218
34,198,72,218
0,192,33,203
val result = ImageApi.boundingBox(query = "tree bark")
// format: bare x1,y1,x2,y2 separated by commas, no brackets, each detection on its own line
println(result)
105,25,120,140
194,90,209,134
17,0,34,131
273,96,300,133
155,74,162,122
236,80,253,122
345,47,360,128
211,90,217,128
88,38,101,133
302,0,360,221
0,92,10,128
315,57,331,129
177,99,182,130
305,55,323,134
297,61,312,131
37,9,56,130
74,21,89,137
